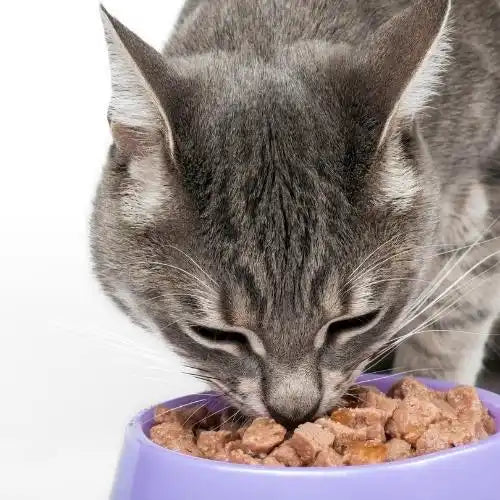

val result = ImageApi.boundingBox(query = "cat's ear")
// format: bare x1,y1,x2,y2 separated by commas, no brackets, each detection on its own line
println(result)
100,6,191,225
363,0,452,145
100,5,179,159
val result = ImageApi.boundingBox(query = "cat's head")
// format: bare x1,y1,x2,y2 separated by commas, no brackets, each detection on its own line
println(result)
92,1,451,427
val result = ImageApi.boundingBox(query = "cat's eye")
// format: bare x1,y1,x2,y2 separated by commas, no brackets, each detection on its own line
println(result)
326,310,381,338
191,325,249,346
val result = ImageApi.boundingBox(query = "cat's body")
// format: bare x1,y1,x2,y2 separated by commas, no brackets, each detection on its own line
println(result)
93,0,500,425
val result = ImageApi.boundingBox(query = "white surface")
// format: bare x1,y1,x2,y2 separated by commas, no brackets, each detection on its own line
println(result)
0,2,203,499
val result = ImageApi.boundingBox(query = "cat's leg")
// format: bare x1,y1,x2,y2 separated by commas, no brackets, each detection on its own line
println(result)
394,245,500,385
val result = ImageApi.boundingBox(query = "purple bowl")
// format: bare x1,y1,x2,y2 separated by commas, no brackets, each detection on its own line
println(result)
111,376,500,500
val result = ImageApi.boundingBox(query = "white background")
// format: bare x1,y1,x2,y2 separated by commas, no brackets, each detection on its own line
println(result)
0,2,204,499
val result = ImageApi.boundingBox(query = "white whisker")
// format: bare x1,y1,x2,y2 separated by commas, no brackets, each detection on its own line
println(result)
369,260,499,367
344,236,399,289
361,368,439,385
165,244,219,287
144,261,216,293
400,249,500,331
407,216,500,317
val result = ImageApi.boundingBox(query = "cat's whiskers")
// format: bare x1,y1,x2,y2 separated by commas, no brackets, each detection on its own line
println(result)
159,398,212,413
344,244,446,301
343,235,399,290
410,329,500,337
364,277,432,287
181,402,212,427
164,244,219,287
54,322,181,368
201,405,232,424
343,245,413,296
367,267,489,368
360,368,440,385
401,249,493,333
214,409,241,431
365,366,412,375
134,287,216,307
413,262,500,334
399,249,500,332
433,235,500,257
405,251,460,318
143,397,218,426
368,260,500,368
406,216,500,318
54,323,222,390
139,260,217,294
348,223,500,313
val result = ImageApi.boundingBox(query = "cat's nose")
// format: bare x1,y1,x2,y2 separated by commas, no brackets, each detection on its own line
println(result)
263,362,322,429
266,405,319,430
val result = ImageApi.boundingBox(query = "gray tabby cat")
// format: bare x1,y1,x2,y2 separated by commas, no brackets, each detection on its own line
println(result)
92,0,500,426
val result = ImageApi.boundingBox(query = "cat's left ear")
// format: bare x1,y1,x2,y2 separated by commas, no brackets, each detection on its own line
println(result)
363,0,452,146
100,6,193,225
100,5,184,160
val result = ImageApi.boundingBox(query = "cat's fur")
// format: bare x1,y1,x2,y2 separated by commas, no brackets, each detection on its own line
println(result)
92,0,500,426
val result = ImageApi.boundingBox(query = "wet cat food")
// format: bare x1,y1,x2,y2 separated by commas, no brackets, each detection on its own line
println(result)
149,378,496,467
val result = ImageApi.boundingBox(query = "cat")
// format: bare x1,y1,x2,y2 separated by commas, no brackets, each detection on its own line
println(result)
92,0,500,427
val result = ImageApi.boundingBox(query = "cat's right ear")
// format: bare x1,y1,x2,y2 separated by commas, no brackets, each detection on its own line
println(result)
361,0,452,148
100,5,180,161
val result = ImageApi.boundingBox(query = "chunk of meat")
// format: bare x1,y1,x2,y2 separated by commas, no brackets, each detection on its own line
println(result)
154,406,197,425
268,442,303,467
446,386,482,413
262,456,286,467
385,439,412,461
197,430,235,459
340,385,380,408
415,419,486,455
389,377,444,401
331,407,388,427
446,386,496,436
236,424,250,440
386,396,442,445
446,386,485,423
313,448,344,467
316,418,368,450
344,441,388,465
358,386,399,418
331,407,387,442
241,418,286,455
482,408,496,435
154,406,177,425
150,421,199,455
228,448,262,465
430,398,457,420
225,440,262,464
289,422,335,464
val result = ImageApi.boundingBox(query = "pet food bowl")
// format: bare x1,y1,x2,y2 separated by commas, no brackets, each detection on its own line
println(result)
111,376,500,500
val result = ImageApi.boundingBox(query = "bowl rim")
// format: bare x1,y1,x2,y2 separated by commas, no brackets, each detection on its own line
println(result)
129,375,500,475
